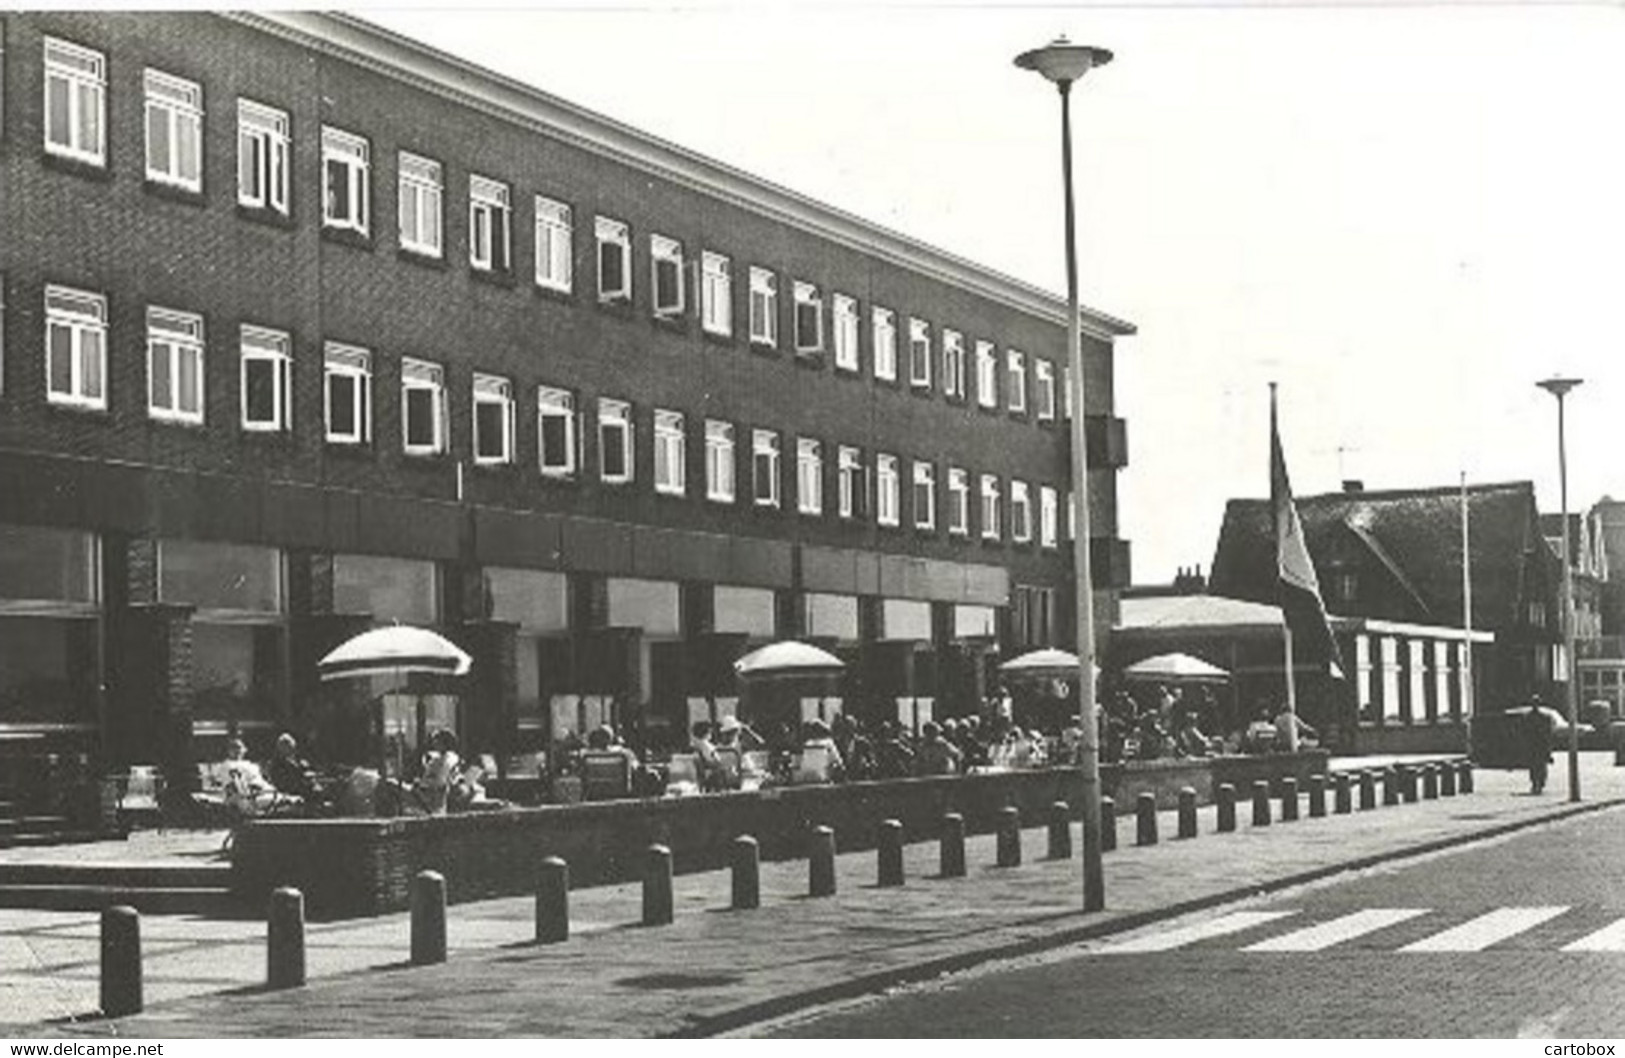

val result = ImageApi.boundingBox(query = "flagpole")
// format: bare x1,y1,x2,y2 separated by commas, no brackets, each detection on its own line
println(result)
1271,383,1301,753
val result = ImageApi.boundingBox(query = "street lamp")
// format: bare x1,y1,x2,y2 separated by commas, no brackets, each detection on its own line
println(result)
1014,36,1113,912
1537,376,1583,803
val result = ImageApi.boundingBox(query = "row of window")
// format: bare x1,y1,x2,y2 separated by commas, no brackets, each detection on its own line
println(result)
33,34,1072,420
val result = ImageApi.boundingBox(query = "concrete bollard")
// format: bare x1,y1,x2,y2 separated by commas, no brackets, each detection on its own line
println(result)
100,905,142,1018
1359,770,1377,810
643,844,674,926
1440,762,1457,797
1403,765,1420,804
1177,787,1198,839
1100,797,1117,852
940,812,966,878
1422,764,1440,799
878,819,905,887
1459,761,1474,794
732,836,760,910
996,806,1022,867
1382,767,1400,807
1334,772,1352,815
536,856,569,943
1251,780,1271,827
1135,793,1159,846
1280,777,1300,822
411,870,447,966
1048,801,1073,860
1308,774,1327,818
267,887,306,990
809,825,837,897
1216,783,1237,833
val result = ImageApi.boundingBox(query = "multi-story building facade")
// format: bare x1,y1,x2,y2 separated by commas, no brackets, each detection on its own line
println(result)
0,12,1134,785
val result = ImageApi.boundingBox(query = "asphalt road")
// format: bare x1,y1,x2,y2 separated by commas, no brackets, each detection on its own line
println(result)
757,805,1625,1038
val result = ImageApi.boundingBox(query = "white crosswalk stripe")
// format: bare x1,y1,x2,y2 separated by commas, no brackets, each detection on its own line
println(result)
1097,911,1300,954
1399,907,1569,952
1561,917,1625,952
1242,909,1429,952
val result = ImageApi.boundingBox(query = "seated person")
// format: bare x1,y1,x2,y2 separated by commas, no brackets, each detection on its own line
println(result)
267,733,322,805
1134,710,1169,759
1273,709,1319,750
798,719,845,782
417,728,462,815
1173,712,1214,758
223,739,297,817
690,721,729,792
913,721,963,777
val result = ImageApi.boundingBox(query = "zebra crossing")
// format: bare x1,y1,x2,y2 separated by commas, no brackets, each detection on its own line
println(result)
1096,906,1625,955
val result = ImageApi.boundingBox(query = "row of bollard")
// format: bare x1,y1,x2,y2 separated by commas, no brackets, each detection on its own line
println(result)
96,759,1475,1018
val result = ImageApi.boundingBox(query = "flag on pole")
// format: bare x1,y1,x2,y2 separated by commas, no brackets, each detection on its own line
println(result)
1271,391,1345,680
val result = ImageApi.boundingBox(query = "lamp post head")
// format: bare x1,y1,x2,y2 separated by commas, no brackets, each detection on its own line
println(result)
1015,36,1114,87
1538,376,1584,400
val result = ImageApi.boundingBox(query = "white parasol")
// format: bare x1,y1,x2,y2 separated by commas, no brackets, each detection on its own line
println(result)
318,626,473,682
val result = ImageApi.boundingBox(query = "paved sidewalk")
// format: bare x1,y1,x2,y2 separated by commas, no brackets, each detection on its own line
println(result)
4,753,1622,1038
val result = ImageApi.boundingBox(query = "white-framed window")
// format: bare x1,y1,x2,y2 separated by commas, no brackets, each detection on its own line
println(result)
400,357,446,456
473,373,514,465
397,152,443,258
942,329,966,400
534,196,573,293
752,429,780,508
876,454,900,527
749,267,777,347
908,317,932,389
537,386,578,477
322,127,370,234
469,175,511,272
144,69,202,191
44,285,106,410
1011,480,1033,543
323,343,371,445
237,100,289,214
702,252,732,337
980,474,1001,540
912,461,936,531
651,235,685,317
705,419,735,502
1035,359,1057,421
948,467,970,536
838,446,863,521
832,294,859,372
596,216,631,302
794,282,823,352
872,307,897,381
43,38,105,166
598,398,632,483
654,409,686,495
1040,486,1059,548
976,340,998,409
1007,350,1028,414
797,438,823,515
240,325,291,433
146,307,204,425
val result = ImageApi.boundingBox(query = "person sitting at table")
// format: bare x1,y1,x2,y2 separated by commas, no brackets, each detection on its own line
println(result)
913,721,963,777
417,728,462,815
1173,710,1214,758
223,738,297,818
690,721,729,792
267,733,321,804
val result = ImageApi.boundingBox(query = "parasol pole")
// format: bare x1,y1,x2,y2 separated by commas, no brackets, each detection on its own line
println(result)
1272,383,1300,753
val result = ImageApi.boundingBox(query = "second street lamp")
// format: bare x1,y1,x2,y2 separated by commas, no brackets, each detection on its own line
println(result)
1537,376,1583,803
1014,36,1113,913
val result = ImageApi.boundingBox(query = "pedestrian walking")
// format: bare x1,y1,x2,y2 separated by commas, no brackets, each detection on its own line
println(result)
1523,698,1554,794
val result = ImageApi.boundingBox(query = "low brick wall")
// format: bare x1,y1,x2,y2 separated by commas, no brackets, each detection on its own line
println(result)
231,753,1327,919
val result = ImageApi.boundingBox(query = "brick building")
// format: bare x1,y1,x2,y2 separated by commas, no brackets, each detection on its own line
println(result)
0,12,1134,791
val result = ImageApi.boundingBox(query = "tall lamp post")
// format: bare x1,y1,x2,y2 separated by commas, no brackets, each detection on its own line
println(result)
1537,376,1583,803
1015,36,1113,912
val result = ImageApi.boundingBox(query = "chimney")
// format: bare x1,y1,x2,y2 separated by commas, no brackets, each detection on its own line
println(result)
1343,480,1365,493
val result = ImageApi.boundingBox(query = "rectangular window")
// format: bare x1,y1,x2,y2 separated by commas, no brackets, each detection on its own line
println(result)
44,285,106,410
794,282,823,352
980,474,1001,540
598,399,632,483
1035,359,1057,421
1011,481,1033,543
797,438,822,515
651,235,685,317
908,317,932,389
749,267,777,347
469,175,511,272
400,357,446,455
237,99,289,214
398,153,443,258
876,454,900,527
1007,350,1028,413
323,342,371,445
537,386,577,477
44,38,105,165
473,374,514,464
146,307,204,424
702,252,732,336
838,446,864,520
912,461,936,531
872,307,897,381
832,294,859,372
322,127,370,234
705,420,735,502
752,429,780,508
654,409,686,495
1040,485,1058,548
976,340,998,409
240,325,290,432
596,216,630,302
144,70,202,191
948,468,970,536
534,197,573,293
942,329,966,399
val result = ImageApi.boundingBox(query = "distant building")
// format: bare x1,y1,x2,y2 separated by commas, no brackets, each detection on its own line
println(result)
1578,499,1625,716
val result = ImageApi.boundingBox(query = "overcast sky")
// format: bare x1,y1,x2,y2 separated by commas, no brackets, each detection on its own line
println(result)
360,0,1625,582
